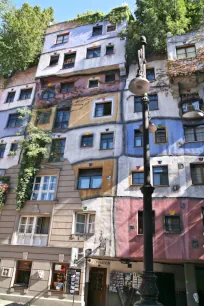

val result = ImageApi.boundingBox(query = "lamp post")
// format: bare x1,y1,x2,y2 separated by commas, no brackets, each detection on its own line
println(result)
128,36,162,306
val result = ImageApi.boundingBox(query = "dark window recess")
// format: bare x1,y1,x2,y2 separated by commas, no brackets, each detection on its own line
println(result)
14,261,32,287
61,82,74,93
146,68,155,81
176,45,196,59
81,135,93,147
202,208,204,226
56,33,69,44
19,88,32,100
10,143,18,153
0,144,6,158
63,53,76,69
185,125,204,142
49,55,59,66
35,217,50,234
87,47,101,59
155,128,167,143
105,73,115,83
134,130,143,147
138,211,155,234
89,80,99,88
7,114,24,128
153,166,169,186
78,168,102,189
37,111,51,124
49,139,66,162
92,25,102,36
6,92,15,103
95,102,112,117
41,88,55,101
106,45,114,55
107,24,116,32
100,133,114,149
192,239,199,249
54,109,70,129
134,94,158,112
191,164,204,185
132,172,144,185
164,216,181,233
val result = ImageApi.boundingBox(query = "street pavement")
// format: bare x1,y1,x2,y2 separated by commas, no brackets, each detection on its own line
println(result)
0,300,26,306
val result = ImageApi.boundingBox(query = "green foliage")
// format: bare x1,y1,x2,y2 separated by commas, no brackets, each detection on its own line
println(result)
0,177,9,208
0,3,54,75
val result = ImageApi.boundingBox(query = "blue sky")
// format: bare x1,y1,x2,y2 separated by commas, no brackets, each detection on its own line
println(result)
13,0,136,22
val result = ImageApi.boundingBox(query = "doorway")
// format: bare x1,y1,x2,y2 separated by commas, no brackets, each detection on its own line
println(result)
155,272,177,306
87,267,107,306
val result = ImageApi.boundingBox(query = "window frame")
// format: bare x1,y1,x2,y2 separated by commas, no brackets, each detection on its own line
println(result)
100,132,114,150
134,130,143,147
19,88,32,100
107,24,116,32
37,111,51,125
31,175,57,201
10,143,18,153
94,101,112,118
184,125,204,142
75,213,95,234
14,261,32,288
134,94,159,112
77,168,102,190
153,165,169,187
155,127,167,144
106,45,114,55
146,68,155,81
81,135,94,148
5,91,15,103
49,54,59,66
51,262,69,292
138,211,155,235
63,53,76,69
92,25,103,36
164,215,182,233
7,113,24,128
49,138,66,162
41,87,55,101
54,108,70,129
132,171,144,186
60,82,74,93
176,45,196,59
190,164,204,185
0,144,6,158
105,73,115,83
56,33,69,45
86,47,101,59
88,79,99,88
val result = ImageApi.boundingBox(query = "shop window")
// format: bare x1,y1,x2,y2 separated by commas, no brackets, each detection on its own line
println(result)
10,143,18,153
134,130,143,147
155,128,167,143
105,73,115,83
7,114,24,128
49,138,66,162
94,102,112,117
31,176,57,201
164,216,181,233
63,53,76,69
75,213,95,234
56,33,69,44
51,263,69,291
176,45,196,59
17,216,50,246
138,211,155,234
132,172,144,185
54,109,70,129
78,168,102,189
5,92,15,103
146,68,155,81
67,269,81,295
19,88,32,100
37,111,51,124
100,133,114,149
92,25,102,36
191,164,204,185
14,261,32,287
153,166,169,186
87,47,101,59
81,135,93,147
106,45,114,55
89,80,99,88
185,125,204,142
49,54,59,66
0,144,6,158
61,82,74,93
107,24,116,32
134,94,158,112
41,87,55,101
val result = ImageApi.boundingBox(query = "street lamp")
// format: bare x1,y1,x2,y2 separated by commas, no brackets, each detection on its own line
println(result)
128,36,162,306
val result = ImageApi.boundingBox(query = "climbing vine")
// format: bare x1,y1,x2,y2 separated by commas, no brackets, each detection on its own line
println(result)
0,177,9,208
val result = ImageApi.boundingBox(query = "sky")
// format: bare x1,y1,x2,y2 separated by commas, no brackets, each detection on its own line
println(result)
12,0,136,22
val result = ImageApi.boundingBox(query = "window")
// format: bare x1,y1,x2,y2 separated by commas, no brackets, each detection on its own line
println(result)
153,166,169,186
14,261,32,287
134,130,143,147
94,102,112,117
56,33,69,44
164,216,181,233
7,114,24,128
202,208,204,232
31,176,57,201
100,133,114,149
17,216,50,246
19,88,32,100
10,143,18,153
49,138,66,162
132,172,144,185
182,99,201,114
75,213,95,234
185,125,204,142
87,47,101,59
105,73,115,83
54,109,70,129
107,24,116,32
63,53,76,69
155,128,167,143
41,88,55,101
81,135,93,147
146,68,155,81
51,263,69,291
89,80,99,88
61,82,74,93
92,25,102,36
134,95,158,112
176,45,196,59
5,92,15,103
0,144,6,158
138,211,155,234
106,45,114,55
78,168,102,189
37,111,51,124
191,164,204,185
50,55,59,66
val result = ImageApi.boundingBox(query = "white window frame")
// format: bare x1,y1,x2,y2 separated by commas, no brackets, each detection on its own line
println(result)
75,213,95,234
91,97,114,120
31,175,57,201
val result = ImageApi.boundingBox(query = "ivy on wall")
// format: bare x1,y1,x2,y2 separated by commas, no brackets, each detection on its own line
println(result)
0,177,9,208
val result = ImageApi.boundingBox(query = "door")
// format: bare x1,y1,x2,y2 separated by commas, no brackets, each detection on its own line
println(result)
155,272,176,306
87,267,107,306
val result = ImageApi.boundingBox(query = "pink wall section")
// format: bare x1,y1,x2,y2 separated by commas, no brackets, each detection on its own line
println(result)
115,198,204,261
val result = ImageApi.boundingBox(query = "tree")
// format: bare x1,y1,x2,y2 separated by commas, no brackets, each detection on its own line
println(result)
0,3,54,75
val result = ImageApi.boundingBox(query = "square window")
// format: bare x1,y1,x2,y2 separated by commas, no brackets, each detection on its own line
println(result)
61,82,74,93
19,88,32,100
191,164,204,185
105,73,115,83
75,213,95,234
50,55,59,66
41,87,55,101
106,45,114,55
134,95,158,112
31,176,57,201
92,25,102,36
107,24,116,32
56,33,69,44
153,166,169,186
14,261,32,287
94,102,112,117
185,125,204,142
146,68,155,81
155,128,167,143
132,172,144,185
164,216,181,233
7,114,24,128
78,168,102,189
63,53,76,69
54,109,70,129
134,130,143,147
87,47,101,59
49,138,66,162
37,111,51,124
0,144,6,158
5,92,15,103
89,80,99,88
81,135,93,147
100,133,114,149
176,45,196,59
138,211,155,234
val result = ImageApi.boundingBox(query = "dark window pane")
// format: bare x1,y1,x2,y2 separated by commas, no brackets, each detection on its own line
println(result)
89,80,99,88
153,166,169,186
176,45,196,59
56,33,69,44
146,68,155,81
149,95,158,110
92,25,102,36
78,168,102,189
50,55,59,66
37,112,51,124
95,102,112,117
61,82,74,93
134,97,142,112
138,211,155,234
54,109,70,129
100,133,114,149
49,139,66,162
107,24,116,32
35,217,50,234
155,128,167,143
0,144,6,158
165,216,181,233
134,130,143,147
10,143,18,153
105,73,115,83
63,53,76,69
106,46,114,55
19,89,32,100
6,92,15,103
132,172,144,185
185,125,204,142
81,135,93,147
7,114,24,128
15,261,32,287
41,88,55,101
191,164,204,185
87,47,101,59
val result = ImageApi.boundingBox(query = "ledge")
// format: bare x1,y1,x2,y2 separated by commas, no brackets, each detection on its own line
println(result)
24,200,57,205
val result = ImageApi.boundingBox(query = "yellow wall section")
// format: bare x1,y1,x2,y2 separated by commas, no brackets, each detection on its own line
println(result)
32,107,56,130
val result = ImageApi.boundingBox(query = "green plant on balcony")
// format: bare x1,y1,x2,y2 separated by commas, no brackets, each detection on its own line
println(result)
0,177,9,208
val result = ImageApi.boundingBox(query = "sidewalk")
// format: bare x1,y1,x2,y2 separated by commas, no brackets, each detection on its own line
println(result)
0,301,25,306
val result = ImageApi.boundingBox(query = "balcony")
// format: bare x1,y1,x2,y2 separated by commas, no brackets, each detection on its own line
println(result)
179,94,204,120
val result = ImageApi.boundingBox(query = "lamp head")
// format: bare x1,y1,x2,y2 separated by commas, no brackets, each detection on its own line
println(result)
128,76,150,96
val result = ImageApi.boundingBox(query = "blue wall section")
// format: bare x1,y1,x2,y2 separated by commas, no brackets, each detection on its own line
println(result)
0,109,29,138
